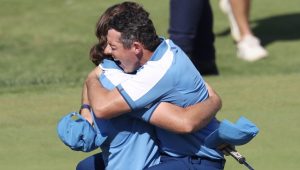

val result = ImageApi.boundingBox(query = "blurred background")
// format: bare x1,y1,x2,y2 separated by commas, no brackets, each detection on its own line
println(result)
0,0,299,169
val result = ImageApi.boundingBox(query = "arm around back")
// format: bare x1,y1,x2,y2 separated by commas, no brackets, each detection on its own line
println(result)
149,83,222,133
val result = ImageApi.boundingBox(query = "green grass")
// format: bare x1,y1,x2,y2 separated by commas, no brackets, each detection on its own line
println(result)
1,0,300,169
206,74,300,169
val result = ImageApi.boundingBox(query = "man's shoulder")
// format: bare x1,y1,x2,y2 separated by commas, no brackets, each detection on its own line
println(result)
101,59,120,70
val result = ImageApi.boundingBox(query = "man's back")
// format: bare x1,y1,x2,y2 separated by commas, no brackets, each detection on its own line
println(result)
116,39,223,159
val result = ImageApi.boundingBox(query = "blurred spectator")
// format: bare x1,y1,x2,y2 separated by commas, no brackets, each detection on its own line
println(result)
169,0,219,75
220,0,268,62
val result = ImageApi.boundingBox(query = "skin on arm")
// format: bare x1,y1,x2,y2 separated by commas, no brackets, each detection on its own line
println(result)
80,82,93,125
85,67,131,119
86,67,221,133
149,83,222,134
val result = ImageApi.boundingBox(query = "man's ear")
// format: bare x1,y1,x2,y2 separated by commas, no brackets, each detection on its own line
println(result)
132,42,143,54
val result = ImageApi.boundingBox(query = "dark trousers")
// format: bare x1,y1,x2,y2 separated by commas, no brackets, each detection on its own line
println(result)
145,155,225,170
76,153,105,170
76,153,225,170
169,0,218,75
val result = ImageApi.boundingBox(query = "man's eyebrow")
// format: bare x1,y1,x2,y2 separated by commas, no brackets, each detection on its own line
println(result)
109,43,116,47
107,41,114,46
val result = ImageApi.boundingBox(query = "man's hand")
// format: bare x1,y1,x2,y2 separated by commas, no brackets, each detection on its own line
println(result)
87,66,102,80
80,109,94,125
218,144,235,156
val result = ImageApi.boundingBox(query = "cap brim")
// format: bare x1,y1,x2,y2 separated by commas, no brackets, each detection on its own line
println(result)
205,116,259,148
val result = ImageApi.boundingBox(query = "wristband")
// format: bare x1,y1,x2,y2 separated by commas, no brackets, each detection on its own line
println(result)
80,104,91,112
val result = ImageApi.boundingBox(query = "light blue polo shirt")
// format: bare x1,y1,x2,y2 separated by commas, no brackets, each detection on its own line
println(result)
115,39,224,160
94,59,160,170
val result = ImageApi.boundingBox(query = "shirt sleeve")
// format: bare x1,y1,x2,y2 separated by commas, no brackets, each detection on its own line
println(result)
116,58,175,111
128,102,160,122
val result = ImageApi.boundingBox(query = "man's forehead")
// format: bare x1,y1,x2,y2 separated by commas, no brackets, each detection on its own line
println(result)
107,29,121,39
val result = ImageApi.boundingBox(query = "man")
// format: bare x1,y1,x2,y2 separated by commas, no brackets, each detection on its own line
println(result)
78,59,221,170
85,2,225,169
77,2,222,170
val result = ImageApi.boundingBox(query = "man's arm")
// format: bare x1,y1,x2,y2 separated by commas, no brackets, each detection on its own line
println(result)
85,67,131,119
79,82,93,125
86,67,221,133
149,83,222,133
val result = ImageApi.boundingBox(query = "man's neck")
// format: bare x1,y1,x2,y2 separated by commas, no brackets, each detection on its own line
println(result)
140,49,154,66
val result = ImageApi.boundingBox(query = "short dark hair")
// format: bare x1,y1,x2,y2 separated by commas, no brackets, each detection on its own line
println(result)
107,2,161,51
